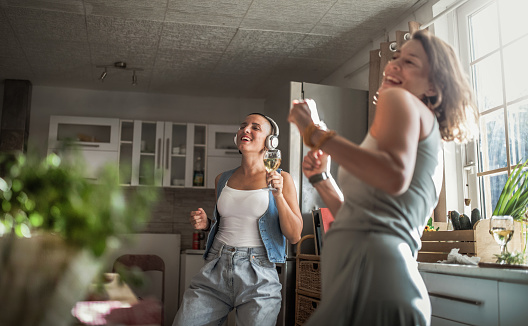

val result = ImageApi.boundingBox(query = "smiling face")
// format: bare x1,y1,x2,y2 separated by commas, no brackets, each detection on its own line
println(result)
379,39,437,100
236,114,272,153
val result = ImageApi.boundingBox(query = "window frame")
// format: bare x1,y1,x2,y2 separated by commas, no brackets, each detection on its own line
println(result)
451,0,527,219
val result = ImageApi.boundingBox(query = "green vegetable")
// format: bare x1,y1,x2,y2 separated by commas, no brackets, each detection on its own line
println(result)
492,158,528,221
459,213,472,230
470,208,481,228
450,210,461,230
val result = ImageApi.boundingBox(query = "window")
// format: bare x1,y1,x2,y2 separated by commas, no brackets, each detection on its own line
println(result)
456,0,528,218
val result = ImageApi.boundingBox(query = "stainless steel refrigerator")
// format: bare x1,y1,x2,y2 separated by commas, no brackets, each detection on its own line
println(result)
265,81,368,326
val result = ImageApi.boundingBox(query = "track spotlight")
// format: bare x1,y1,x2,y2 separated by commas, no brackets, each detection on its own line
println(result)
99,68,107,82
95,62,143,86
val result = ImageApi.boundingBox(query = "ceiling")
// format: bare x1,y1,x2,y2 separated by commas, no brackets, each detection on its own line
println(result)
0,0,428,99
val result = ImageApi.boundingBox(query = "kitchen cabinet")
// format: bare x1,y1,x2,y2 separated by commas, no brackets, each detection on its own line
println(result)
419,264,528,326
48,115,119,180
420,271,499,326
179,249,205,307
118,120,206,188
498,282,528,325
206,124,240,189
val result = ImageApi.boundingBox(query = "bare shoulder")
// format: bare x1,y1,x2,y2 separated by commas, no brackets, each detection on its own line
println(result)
215,172,222,184
378,88,421,111
377,88,434,139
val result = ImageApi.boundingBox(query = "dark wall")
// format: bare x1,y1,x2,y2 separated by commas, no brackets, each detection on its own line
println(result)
0,80,32,153
127,187,216,250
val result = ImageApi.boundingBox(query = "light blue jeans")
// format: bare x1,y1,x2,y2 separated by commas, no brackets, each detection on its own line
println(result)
173,239,282,326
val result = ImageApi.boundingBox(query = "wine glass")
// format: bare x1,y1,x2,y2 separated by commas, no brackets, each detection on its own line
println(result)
489,215,514,261
263,149,281,191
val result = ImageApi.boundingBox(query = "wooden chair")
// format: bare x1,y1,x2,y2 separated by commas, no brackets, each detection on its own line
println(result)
112,254,165,325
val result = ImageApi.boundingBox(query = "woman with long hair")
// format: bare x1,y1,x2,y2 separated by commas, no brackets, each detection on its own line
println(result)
288,29,477,326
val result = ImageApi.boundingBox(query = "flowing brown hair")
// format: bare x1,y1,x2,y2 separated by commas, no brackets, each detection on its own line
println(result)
412,29,478,143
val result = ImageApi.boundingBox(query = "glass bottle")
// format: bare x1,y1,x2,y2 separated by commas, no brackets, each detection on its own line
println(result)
193,156,204,187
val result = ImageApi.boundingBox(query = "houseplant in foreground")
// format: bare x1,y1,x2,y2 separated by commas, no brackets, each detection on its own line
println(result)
491,159,528,264
0,149,158,326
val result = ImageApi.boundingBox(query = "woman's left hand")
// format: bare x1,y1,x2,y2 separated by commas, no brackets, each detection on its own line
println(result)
267,170,284,196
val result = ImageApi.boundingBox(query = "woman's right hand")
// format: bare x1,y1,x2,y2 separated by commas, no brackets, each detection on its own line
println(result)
190,208,208,230
302,149,329,179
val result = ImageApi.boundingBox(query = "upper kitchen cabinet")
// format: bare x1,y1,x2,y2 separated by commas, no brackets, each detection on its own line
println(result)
48,115,120,181
206,124,240,189
119,120,206,188
207,124,239,156
48,115,120,151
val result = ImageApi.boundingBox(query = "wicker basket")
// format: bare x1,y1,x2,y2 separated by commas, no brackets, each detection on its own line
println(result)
297,260,321,293
295,293,320,325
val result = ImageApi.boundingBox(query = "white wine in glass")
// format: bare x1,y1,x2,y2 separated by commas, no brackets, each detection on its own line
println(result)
263,149,281,191
489,215,514,261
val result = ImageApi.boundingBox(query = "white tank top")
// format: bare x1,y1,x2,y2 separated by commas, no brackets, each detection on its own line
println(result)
215,185,269,247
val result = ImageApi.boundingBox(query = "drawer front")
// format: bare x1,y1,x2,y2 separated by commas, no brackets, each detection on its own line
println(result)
431,316,470,326
420,272,498,326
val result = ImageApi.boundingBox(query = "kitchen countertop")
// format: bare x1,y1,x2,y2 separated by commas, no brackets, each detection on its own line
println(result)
418,262,528,285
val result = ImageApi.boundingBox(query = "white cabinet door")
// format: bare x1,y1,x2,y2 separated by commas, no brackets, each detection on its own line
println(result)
207,124,239,156
130,121,163,186
498,282,528,326
127,121,194,188
48,115,119,151
162,122,188,187
48,115,120,181
206,156,241,189
420,272,499,326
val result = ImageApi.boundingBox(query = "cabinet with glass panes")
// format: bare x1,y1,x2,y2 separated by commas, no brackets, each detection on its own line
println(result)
118,120,206,188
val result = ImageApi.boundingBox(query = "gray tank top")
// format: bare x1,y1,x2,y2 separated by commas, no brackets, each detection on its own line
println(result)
334,118,443,256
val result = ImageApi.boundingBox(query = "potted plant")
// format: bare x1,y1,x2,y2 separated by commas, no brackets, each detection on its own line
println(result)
0,149,158,326
491,159,528,264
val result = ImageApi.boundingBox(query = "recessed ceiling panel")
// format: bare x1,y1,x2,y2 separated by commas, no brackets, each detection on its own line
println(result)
165,0,252,27
241,0,334,34
86,15,163,47
7,7,88,43
225,29,305,57
1,0,85,14
84,0,168,21
160,23,237,52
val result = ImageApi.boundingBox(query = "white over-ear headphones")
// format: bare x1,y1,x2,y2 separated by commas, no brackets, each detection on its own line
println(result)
234,113,280,150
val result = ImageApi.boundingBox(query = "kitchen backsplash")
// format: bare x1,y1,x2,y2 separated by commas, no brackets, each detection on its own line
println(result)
125,187,216,250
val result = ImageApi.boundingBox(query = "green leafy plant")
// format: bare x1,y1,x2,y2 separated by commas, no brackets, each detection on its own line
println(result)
494,251,526,265
491,158,528,261
0,149,159,257
492,158,528,221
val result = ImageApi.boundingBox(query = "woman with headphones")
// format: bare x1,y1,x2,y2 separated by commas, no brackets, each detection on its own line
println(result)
174,113,303,326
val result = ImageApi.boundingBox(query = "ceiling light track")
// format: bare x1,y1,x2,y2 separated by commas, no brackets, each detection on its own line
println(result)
96,61,143,86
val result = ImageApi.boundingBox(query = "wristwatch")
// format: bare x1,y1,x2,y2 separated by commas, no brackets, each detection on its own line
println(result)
308,172,329,185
